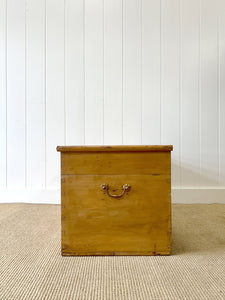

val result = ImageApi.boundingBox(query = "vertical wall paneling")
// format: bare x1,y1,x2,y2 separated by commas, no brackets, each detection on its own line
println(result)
161,0,180,186
65,0,84,145
219,0,225,185
7,0,26,187
0,0,6,187
142,0,161,144
46,0,64,187
180,0,200,186
1,0,225,203
200,0,219,186
85,0,104,145
26,0,45,187
123,0,141,144
104,0,123,144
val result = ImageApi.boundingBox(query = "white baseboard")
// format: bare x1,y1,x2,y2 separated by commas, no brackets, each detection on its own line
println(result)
172,187,225,204
0,187,225,204
0,188,60,204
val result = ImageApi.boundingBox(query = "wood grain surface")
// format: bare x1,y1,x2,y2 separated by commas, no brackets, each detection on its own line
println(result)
60,151,171,175
61,175,171,255
60,147,172,256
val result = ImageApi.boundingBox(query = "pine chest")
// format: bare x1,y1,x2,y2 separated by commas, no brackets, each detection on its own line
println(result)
57,145,173,256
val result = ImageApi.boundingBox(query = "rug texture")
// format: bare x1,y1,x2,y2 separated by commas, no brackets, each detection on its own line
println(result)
0,204,225,300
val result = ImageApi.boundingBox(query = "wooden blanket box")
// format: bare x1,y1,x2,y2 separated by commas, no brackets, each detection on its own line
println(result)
57,145,173,256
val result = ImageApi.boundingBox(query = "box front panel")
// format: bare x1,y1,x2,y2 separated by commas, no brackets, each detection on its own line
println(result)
61,152,171,175
61,174,171,255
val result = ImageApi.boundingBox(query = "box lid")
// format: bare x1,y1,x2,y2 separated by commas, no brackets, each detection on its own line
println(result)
56,145,173,152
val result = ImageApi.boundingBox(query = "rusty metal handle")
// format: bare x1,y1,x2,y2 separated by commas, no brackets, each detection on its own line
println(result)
101,184,131,199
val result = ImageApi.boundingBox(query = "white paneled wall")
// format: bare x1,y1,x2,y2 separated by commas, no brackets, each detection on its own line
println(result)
0,0,225,203
27,0,45,188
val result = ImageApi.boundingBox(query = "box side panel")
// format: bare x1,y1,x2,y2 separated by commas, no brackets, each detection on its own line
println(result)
61,152,171,175
61,174,171,255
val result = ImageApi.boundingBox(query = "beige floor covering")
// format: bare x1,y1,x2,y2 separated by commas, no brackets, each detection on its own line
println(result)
0,204,225,300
